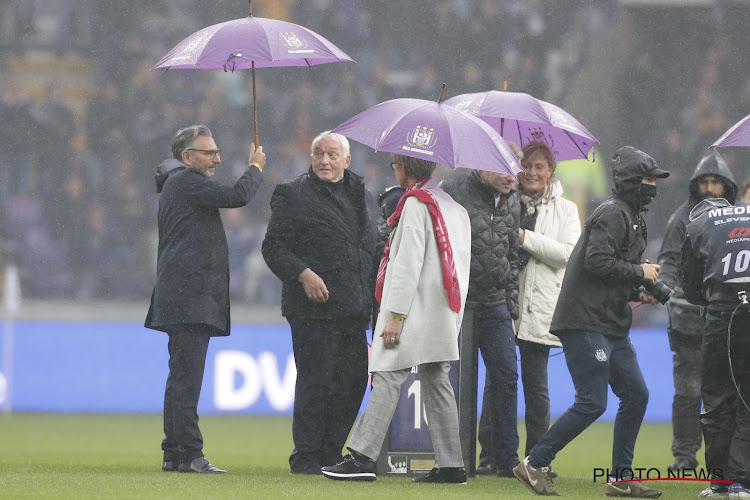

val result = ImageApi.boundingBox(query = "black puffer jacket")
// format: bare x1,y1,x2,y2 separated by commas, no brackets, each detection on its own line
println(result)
441,170,520,318
262,168,378,322
550,146,666,339
658,151,737,335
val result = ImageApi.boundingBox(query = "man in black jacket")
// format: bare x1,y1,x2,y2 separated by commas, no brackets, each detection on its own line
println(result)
262,131,378,475
682,197,750,499
145,125,266,474
513,146,667,498
657,151,737,472
442,168,521,477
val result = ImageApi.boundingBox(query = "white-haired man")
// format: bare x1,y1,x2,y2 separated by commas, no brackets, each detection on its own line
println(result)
262,131,379,475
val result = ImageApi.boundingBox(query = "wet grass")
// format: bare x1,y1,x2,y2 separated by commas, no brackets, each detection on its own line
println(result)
0,414,704,498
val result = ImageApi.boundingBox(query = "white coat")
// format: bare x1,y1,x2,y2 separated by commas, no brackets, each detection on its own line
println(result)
516,178,581,347
370,179,472,372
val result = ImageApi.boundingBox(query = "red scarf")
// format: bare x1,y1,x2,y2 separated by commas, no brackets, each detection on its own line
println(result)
375,179,461,313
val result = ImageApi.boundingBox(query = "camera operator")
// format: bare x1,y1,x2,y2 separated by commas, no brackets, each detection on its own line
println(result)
657,150,737,472
682,197,750,499
513,146,668,498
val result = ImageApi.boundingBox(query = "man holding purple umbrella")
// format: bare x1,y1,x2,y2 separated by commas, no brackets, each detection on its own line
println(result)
146,125,266,474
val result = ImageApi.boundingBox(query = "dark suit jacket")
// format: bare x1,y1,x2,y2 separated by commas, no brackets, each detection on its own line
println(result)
262,168,378,322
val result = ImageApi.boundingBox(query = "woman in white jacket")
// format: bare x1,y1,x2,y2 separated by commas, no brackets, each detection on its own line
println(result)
516,141,582,458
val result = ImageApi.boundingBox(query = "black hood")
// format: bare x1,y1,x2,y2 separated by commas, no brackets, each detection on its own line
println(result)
155,158,187,193
688,197,731,223
611,146,668,209
688,150,737,205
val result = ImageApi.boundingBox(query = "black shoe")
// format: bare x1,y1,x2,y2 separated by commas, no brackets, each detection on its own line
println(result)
162,461,177,472
290,463,323,475
668,457,698,471
412,467,467,484
322,454,377,481
475,463,497,476
178,456,227,474
496,460,521,478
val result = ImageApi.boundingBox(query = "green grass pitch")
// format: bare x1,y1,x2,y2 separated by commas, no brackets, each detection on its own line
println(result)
0,414,707,498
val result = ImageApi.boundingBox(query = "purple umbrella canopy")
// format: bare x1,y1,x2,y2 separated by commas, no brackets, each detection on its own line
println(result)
443,91,598,161
153,15,353,70
711,113,750,148
153,2,354,147
333,98,523,176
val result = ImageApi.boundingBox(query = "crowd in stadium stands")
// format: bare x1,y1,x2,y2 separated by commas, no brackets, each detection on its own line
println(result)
2,1,749,305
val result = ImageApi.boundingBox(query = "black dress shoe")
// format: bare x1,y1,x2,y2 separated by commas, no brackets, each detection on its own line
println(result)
668,457,698,471
475,463,497,475
178,456,227,474
162,461,178,472
290,463,323,475
412,467,467,484
496,461,520,478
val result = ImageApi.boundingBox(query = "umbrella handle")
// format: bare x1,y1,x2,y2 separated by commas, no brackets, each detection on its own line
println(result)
252,61,259,149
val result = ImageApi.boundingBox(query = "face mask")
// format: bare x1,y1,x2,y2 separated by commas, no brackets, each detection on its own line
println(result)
639,183,657,206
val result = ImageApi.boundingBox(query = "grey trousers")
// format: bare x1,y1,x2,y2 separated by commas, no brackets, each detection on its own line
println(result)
348,361,464,468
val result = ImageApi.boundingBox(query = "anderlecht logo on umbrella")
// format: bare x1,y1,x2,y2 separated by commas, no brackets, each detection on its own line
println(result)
280,32,307,49
407,126,436,149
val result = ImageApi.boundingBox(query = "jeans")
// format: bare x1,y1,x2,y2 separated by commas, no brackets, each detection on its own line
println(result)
287,316,368,471
668,328,703,464
470,302,519,469
701,315,750,485
519,339,552,457
528,330,648,471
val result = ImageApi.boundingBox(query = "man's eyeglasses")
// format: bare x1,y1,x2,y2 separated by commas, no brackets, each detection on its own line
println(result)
187,148,222,159
389,162,397,171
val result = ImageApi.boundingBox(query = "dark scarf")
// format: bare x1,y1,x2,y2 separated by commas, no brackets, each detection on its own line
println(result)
518,187,546,269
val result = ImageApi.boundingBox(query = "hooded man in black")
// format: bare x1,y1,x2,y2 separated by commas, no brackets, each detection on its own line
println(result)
657,150,737,472
513,146,667,498
682,197,750,498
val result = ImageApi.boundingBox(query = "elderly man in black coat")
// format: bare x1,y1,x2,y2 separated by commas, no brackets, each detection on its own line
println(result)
145,124,266,474
262,130,378,475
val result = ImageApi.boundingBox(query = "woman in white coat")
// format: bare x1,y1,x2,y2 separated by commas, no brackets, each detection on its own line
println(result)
516,141,581,458
322,154,472,484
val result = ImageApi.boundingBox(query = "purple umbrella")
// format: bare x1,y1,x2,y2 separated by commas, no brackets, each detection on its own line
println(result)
154,1,354,147
711,114,750,148
333,87,523,176
443,90,598,161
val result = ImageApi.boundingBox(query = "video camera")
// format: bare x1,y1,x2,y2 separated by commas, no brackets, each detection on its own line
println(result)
644,279,673,305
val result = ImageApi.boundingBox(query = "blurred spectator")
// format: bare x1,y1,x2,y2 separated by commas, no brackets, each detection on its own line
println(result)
740,178,750,205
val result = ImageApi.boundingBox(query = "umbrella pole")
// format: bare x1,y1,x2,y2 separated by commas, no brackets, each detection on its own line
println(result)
437,83,446,103
500,80,508,136
252,61,259,149
248,0,252,16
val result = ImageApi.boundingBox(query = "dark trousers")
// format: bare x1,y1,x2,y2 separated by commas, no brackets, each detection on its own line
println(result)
471,302,519,469
287,316,368,471
701,315,750,485
668,328,703,464
528,331,649,471
161,325,211,464
519,340,552,457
